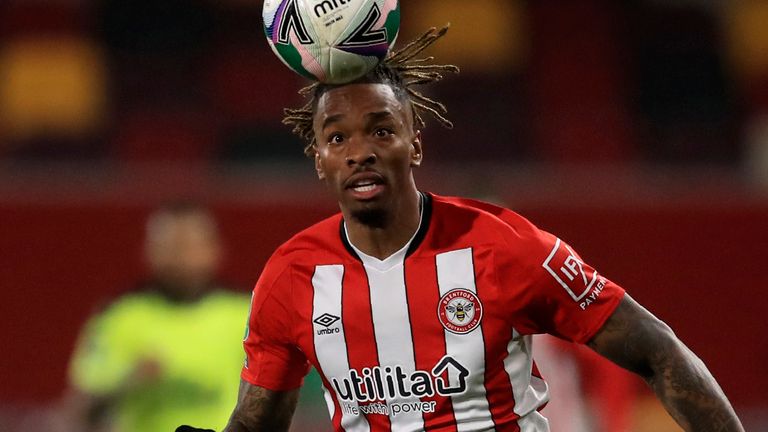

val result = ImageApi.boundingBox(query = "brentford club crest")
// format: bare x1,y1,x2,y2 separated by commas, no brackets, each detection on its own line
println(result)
437,289,483,334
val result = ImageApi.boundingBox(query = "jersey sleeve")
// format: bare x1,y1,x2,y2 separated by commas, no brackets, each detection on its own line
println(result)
241,260,310,391
499,217,625,344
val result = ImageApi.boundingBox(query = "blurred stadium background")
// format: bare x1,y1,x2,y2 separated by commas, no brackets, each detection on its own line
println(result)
1,0,767,431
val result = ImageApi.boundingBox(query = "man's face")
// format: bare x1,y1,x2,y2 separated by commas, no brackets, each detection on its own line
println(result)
312,83,422,225
145,213,222,292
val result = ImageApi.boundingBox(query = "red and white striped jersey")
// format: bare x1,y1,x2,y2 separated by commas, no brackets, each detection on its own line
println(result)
242,193,625,432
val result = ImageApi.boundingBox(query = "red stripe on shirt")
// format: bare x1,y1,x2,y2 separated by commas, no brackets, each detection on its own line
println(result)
343,261,392,431
404,256,458,432
475,247,521,431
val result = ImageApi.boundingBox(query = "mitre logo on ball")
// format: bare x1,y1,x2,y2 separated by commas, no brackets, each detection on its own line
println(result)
263,0,400,84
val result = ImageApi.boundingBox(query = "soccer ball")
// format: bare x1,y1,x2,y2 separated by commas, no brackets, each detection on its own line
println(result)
262,0,400,84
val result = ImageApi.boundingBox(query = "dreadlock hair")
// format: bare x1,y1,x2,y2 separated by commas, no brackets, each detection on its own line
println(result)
282,25,460,157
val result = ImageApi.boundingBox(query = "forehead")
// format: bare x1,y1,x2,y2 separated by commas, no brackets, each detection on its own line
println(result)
147,213,217,242
314,83,410,125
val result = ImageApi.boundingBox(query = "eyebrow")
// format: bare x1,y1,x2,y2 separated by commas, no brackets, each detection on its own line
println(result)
321,114,344,131
320,110,396,131
365,111,396,123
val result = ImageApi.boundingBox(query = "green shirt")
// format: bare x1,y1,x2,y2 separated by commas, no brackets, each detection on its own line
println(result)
70,289,249,431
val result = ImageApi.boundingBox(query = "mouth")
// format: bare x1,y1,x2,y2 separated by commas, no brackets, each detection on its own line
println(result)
350,181,378,193
345,172,385,200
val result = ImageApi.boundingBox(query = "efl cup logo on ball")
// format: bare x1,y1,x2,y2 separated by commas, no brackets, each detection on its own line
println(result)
263,0,400,84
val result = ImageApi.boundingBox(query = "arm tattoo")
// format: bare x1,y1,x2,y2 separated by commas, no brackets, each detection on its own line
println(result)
222,380,300,432
588,295,744,432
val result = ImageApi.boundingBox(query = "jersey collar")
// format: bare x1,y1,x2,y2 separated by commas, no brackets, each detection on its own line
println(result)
340,192,433,263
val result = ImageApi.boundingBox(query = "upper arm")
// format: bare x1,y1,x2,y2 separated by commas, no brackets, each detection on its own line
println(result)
497,226,626,343
242,264,310,390
587,293,679,380
70,306,137,395
224,379,301,432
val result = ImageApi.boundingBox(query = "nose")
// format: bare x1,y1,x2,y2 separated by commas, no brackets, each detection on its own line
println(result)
345,137,377,167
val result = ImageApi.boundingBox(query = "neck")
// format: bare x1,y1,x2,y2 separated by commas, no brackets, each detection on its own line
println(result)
343,188,421,260
151,278,211,303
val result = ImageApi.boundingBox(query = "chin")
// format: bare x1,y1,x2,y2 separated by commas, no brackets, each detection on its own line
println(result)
350,205,389,228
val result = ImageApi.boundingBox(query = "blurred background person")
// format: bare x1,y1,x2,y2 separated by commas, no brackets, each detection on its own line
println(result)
60,201,249,432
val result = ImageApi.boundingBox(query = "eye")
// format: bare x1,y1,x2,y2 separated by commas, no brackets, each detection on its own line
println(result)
374,128,394,138
328,133,344,144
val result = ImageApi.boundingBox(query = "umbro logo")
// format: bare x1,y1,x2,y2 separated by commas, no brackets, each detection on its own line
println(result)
314,313,341,335
314,313,340,327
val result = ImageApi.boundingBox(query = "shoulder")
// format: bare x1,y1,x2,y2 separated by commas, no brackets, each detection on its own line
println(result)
429,193,547,246
76,291,165,347
432,194,530,223
95,291,164,321
425,193,561,274
203,289,251,310
252,212,345,302
265,212,346,271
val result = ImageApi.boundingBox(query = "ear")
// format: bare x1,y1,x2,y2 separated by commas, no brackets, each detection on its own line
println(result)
410,130,423,167
314,147,326,180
